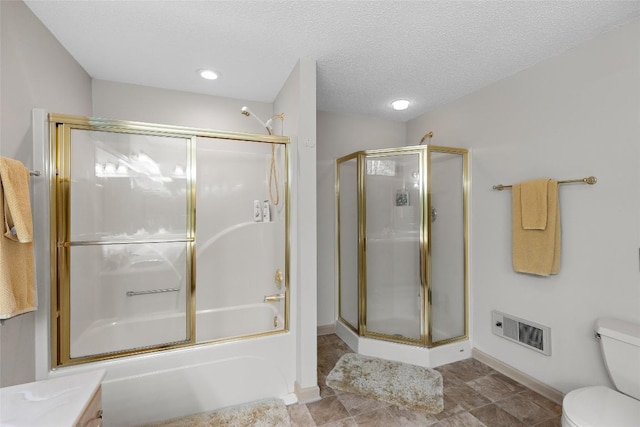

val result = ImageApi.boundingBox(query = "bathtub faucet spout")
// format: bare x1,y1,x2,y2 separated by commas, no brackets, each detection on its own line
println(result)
264,293,285,303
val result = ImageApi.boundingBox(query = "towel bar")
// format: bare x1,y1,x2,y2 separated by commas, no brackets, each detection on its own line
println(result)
60,237,194,247
126,288,180,297
493,176,597,191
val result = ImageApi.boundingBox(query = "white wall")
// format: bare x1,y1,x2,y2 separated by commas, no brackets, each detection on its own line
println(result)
0,0,92,387
316,111,406,327
92,79,273,133
273,59,320,401
407,18,640,394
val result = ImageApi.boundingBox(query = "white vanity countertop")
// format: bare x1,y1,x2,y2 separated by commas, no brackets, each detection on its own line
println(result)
0,369,105,426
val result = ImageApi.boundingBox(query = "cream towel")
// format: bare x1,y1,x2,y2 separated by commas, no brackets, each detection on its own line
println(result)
520,178,550,230
512,179,560,276
0,158,35,319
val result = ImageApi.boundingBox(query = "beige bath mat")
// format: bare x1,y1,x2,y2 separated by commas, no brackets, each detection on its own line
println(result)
139,398,291,427
326,353,444,413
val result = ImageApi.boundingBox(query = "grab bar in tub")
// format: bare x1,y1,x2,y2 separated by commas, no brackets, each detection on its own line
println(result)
264,293,285,302
126,288,180,297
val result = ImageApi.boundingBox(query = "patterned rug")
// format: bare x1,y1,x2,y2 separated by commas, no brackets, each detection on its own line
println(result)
138,398,290,427
326,353,444,413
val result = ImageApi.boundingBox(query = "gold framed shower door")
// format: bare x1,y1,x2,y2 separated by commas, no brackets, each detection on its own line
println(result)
50,114,290,368
335,145,469,348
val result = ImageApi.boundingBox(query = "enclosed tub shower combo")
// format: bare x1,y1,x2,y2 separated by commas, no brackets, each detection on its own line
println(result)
38,113,293,426
335,144,471,366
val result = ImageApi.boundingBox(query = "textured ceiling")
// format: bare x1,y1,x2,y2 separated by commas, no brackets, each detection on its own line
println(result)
24,1,640,122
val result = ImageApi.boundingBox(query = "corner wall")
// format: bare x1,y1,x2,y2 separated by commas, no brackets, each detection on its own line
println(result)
407,18,640,394
0,0,92,387
274,58,320,401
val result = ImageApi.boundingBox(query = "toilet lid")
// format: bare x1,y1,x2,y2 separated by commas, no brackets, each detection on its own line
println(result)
563,386,640,427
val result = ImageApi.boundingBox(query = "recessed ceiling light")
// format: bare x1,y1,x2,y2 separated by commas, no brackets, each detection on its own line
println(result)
199,69,219,80
391,99,410,111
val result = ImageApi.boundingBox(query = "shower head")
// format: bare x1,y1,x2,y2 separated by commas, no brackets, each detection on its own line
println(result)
419,131,434,145
240,106,273,135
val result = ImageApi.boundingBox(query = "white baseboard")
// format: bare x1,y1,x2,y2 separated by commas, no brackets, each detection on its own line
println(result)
317,324,335,336
294,381,321,403
472,348,564,405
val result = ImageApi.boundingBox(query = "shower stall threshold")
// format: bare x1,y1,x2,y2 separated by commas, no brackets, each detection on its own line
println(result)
335,320,471,368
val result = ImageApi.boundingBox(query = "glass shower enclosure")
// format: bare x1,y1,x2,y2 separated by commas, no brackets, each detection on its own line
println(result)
50,114,289,367
336,145,468,347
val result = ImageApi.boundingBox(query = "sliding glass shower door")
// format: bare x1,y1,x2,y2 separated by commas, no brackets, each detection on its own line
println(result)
195,138,288,341
60,125,194,362
52,114,290,367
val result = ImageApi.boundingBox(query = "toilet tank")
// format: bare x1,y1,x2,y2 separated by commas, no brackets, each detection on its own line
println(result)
596,318,640,400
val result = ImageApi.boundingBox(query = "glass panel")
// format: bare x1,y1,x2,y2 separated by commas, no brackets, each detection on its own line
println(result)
69,242,188,358
196,138,286,341
337,158,359,330
69,129,189,242
365,153,422,341
65,127,192,361
429,151,466,343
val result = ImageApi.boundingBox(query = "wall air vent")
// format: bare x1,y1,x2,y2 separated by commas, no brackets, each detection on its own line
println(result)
492,310,551,356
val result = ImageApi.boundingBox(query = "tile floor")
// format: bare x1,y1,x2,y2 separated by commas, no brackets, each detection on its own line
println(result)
286,334,562,427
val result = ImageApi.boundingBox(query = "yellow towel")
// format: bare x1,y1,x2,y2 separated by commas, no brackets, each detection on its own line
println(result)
520,179,550,230
512,179,560,276
0,158,33,242
0,157,35,319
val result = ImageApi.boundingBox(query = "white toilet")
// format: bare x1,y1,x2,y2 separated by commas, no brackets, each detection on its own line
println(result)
562,318,640,427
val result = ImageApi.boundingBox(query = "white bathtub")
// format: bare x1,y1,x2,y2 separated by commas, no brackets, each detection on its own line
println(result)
56,304,294,427
196,303,283,342
71,303,283,358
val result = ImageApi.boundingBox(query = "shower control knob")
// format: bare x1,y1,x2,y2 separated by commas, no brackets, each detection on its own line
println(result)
274,269,284,288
